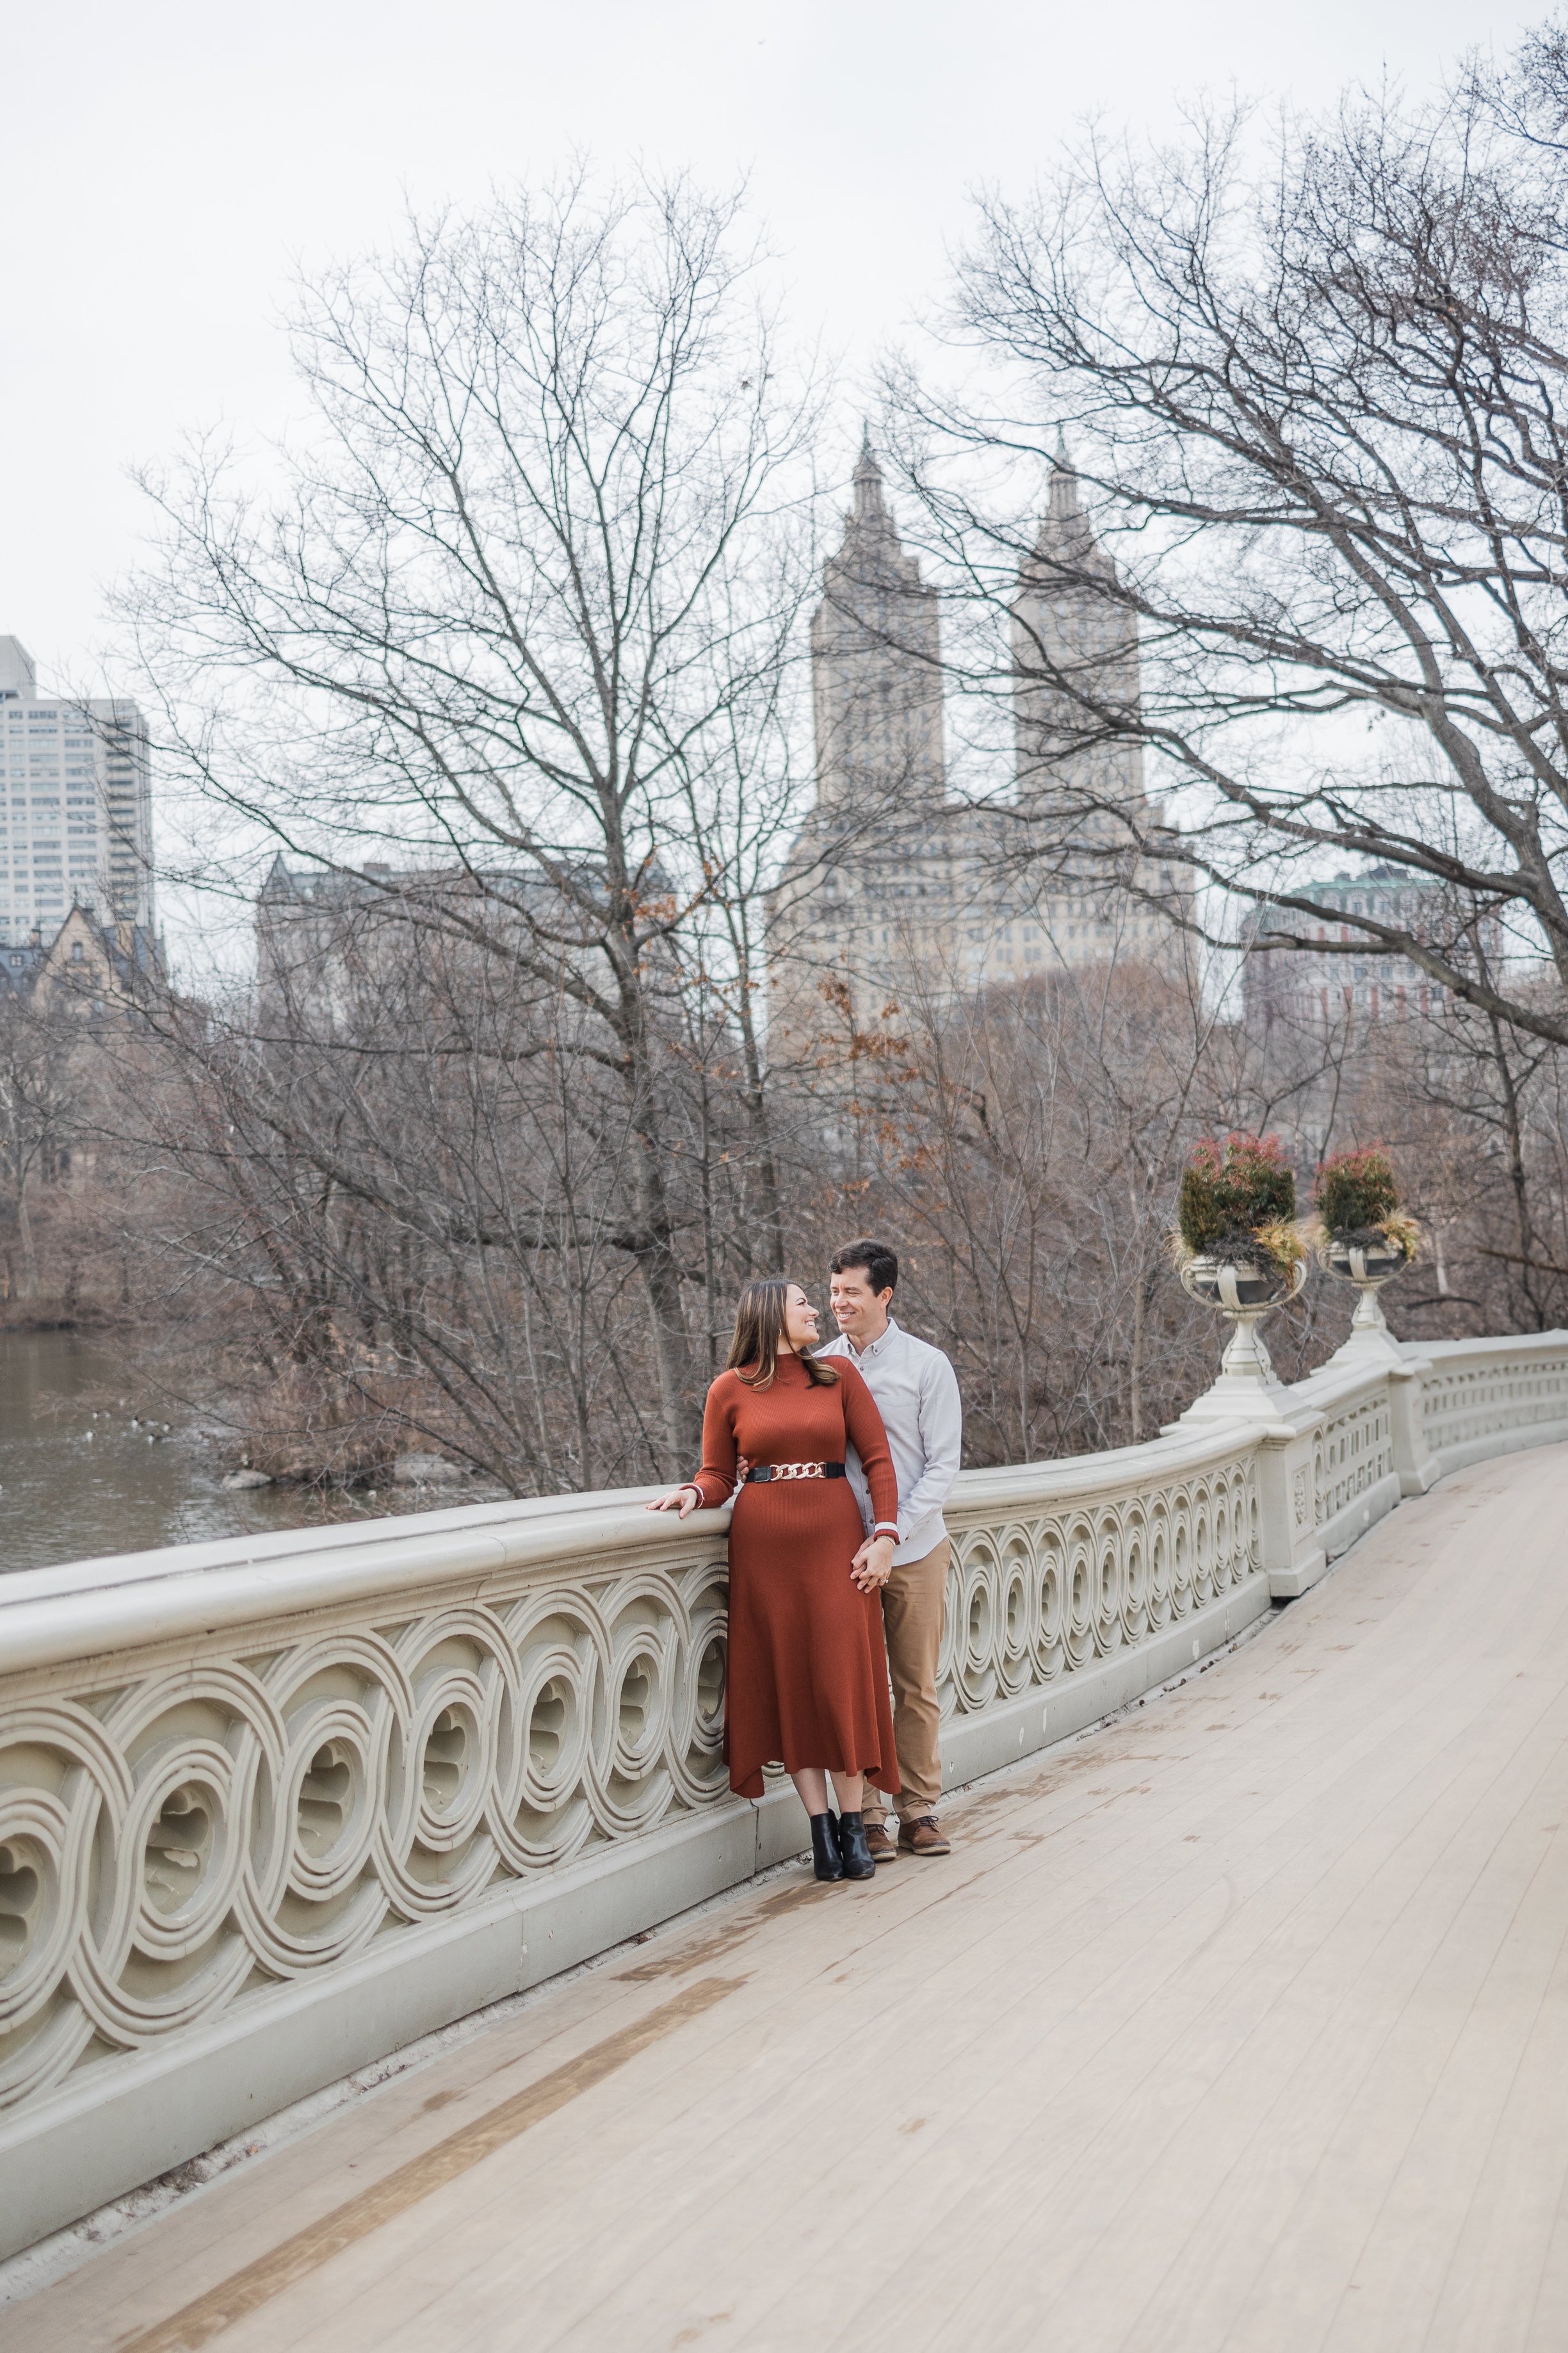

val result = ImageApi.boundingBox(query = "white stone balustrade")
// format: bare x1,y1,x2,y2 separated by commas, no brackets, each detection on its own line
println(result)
1,1328,1564,2259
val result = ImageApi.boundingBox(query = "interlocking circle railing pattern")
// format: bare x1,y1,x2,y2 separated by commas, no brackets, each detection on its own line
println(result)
940,1463,1261,1716
0,1555,729,2115
0,1456,1265,2125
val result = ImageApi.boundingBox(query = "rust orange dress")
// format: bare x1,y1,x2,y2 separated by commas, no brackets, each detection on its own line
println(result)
690,1354,902,1800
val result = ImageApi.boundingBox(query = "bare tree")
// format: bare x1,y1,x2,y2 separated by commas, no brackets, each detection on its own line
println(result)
1323,984,1568,1334
122,172,822,1464
117,922,685,1488
767,925,1339,1458
885,25,1568,1048
0,992,76,1302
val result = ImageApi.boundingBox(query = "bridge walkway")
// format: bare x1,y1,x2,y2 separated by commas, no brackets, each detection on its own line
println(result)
10,1444,1568,2352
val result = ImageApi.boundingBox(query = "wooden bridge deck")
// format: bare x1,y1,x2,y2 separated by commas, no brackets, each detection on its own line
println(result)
10,1444,1568,2352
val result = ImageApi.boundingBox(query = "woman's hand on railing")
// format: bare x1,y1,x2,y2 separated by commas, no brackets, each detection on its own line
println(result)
646,1483,702,1518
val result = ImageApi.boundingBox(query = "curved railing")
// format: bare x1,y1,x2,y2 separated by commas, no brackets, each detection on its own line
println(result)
1,1326,1564,2258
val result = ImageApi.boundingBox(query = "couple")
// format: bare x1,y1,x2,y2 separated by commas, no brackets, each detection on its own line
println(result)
649,1239,962,1882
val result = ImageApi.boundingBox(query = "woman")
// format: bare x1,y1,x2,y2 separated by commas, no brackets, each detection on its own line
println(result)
647,1278,902,1881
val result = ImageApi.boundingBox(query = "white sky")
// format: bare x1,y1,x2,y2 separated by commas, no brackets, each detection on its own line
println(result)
0,0,1542,875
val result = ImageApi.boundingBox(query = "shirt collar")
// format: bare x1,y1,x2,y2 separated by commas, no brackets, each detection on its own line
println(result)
848,1315,900,1362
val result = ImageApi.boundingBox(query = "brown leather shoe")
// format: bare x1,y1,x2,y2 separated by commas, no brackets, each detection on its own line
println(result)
898,1815,951,1856
865,1823,899,1864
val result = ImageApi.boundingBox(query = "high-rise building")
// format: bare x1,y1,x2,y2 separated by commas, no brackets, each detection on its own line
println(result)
767,446,1188,1051
809,437,948,818
0,637,156,945
1012,459,1147,827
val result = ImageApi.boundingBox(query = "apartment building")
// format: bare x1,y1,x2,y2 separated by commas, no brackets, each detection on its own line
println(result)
1242,868,1505,1034
0,637,156,943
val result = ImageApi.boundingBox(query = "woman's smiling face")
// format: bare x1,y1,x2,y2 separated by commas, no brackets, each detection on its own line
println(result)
782,1283,821,1351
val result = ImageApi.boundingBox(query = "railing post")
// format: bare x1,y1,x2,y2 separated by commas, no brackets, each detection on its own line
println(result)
1386,1350,1439,1496
1253,1417,1329,1598
1163,1379,1326,1599
1181,1350,1433,1596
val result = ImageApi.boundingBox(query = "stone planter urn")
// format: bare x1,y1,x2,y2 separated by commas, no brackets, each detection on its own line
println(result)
1318,1228,1412,1359
1178,1247,1307,1399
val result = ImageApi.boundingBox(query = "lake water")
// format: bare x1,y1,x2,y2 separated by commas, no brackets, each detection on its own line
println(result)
0,1328,392,1574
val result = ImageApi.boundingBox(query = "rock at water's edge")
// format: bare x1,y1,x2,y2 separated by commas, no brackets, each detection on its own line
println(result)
393,1453,467,1486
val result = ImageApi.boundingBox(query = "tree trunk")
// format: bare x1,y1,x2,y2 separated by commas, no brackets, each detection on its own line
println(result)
15,1174,38,1301
1488,1013,1547,1330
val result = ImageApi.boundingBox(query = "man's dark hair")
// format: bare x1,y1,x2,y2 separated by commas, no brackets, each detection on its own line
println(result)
829,1237,898,1298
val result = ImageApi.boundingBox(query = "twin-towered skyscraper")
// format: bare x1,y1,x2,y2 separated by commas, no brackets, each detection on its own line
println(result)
770,438,1188,1045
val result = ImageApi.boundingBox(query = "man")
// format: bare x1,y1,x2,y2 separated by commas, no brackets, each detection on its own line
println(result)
819,1238,962,1860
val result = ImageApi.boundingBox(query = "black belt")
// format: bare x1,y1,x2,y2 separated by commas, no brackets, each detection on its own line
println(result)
744,1461,846,1483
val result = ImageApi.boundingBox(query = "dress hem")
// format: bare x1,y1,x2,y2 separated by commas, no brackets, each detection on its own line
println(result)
729,1759,900,1802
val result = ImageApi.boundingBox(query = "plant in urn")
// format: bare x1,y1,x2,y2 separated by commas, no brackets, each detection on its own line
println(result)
1170,1133,1306,1403
1310,1146,1420,1360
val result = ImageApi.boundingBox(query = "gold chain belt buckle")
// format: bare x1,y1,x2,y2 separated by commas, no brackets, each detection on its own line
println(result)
777,1461,823,1481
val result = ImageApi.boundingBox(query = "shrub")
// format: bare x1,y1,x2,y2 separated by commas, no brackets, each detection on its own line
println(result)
1177,1133,1297,1256
1314,1147,1400,1235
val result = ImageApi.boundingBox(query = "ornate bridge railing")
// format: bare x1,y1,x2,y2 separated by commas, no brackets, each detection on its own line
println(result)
1,1328,1564,2258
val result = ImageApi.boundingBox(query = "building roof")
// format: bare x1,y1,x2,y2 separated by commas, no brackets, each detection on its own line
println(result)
1288,866,1446,906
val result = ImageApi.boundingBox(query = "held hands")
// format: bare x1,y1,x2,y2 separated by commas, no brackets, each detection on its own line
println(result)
851,1532,896,1592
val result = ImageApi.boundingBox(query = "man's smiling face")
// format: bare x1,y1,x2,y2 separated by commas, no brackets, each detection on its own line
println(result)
830,1264,893,1345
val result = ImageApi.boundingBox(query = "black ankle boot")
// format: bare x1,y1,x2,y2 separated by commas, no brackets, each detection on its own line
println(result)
809,1812,845,1882
836,1810,876,1880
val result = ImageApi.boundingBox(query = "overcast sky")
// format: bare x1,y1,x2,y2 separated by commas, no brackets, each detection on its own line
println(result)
1,0,1540,697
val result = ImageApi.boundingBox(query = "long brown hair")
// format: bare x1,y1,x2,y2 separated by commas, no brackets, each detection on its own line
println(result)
726,1278,839,1391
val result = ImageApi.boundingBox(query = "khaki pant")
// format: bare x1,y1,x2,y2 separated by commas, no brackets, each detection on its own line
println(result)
864,1536,949,1827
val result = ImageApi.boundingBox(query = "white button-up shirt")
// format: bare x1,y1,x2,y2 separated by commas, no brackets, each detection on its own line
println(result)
818,1317,962,1563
